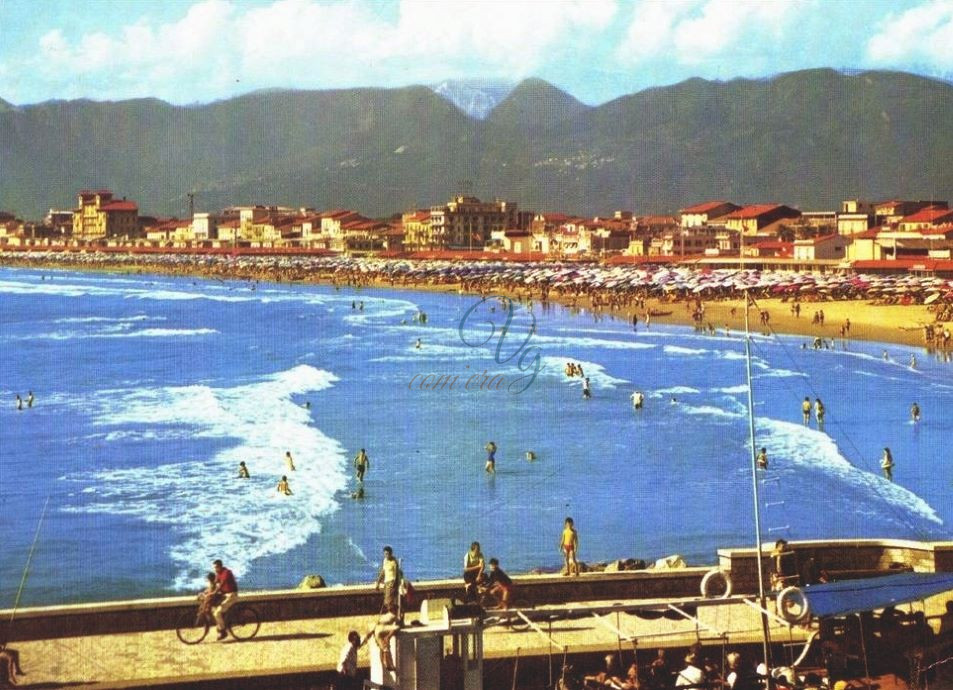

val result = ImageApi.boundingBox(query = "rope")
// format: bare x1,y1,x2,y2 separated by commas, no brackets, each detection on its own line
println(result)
746,295,933,540
7,495,50,631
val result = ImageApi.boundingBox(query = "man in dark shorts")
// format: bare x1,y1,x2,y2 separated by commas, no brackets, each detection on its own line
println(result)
485,558,513,609
376,546,400,612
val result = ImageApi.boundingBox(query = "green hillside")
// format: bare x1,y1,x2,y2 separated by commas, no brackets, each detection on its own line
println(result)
1,70,951,219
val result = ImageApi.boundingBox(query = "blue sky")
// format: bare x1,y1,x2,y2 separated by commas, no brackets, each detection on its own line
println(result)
1,0,951,106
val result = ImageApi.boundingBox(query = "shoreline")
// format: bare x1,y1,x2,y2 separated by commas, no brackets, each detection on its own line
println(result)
2,254,949,352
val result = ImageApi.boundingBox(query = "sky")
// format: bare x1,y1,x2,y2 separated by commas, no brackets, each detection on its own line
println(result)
0,0,952,106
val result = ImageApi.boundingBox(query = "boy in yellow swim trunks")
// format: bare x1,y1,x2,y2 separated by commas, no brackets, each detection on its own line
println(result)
560,517,579,576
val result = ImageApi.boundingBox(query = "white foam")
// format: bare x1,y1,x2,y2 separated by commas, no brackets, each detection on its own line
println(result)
678,402,747,419
62,364,347,590
531,333,656,351
8,327,217,341
539,356,629,389
653,386,701,395
663,345,708,356
712,385,750,394
753,366,809,379
758,417,942,526
55,315,162,324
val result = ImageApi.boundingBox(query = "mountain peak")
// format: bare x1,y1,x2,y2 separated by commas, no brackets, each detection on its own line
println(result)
430,78,516,119
486,77,588,129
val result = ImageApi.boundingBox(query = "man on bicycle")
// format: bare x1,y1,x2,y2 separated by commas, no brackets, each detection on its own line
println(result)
484,558,513,609
211,559,238,640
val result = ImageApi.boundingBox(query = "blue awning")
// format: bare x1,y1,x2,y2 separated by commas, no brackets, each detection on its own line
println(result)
804,572,953,618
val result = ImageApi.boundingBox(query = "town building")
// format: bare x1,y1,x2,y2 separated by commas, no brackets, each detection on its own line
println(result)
678,201,740,228
873,200,947,226
401,210,433,251
429,196,520,250
898,206,953,232
191,213,218,242
72,190,139,240
722,204,801,235
45,209,74,235
792,234,849,261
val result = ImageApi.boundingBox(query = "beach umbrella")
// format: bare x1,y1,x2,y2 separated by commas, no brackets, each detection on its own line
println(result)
924,293,941,305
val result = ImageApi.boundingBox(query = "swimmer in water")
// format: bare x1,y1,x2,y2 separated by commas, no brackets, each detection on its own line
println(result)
484,441,497,474
277,475,293,495
238,461,250,479
757,447,768,470
525,451,536,461
26,391,34,408
911,402,921,423
285,451,296,472
351,485,365,499
582,377,592,400
910,354,917,369
631,391,644,409
415,338,422,349
15,394,22,411
881,448,894,481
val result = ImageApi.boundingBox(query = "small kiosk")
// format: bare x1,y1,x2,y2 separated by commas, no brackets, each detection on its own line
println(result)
368,600,483,690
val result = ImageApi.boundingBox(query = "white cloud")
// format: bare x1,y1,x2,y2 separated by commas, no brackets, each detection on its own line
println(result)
617,0,807,66
866,0,953,70
11,0,618,103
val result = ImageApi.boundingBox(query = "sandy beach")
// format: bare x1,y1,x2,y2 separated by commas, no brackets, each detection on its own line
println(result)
2,252,950,351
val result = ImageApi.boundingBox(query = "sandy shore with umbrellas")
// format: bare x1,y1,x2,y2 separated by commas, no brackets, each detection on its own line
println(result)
2,250,951,350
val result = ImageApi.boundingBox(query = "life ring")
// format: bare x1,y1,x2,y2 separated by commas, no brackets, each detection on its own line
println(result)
777,586,811,624
700,568,733,598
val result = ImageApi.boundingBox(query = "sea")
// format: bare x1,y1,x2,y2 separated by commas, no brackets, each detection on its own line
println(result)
0,267,950,607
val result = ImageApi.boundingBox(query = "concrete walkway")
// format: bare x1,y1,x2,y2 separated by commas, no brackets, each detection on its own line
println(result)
10,596,812,688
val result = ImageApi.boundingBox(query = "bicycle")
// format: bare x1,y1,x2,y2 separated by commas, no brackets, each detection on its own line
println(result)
175,600,261,644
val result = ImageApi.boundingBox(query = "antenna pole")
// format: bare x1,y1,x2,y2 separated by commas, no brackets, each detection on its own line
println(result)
744,291,773,674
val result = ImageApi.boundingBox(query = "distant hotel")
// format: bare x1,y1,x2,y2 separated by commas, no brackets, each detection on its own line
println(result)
1,188,952,275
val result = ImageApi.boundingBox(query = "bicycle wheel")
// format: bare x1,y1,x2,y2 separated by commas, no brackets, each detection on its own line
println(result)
176,609,210,645
227,604,261,640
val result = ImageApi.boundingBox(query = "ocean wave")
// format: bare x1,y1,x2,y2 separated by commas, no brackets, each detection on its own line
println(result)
62,364,347,590
663,345,708,356
677,402,746,419
539,356,628,389
653,386,701,395
711,385,750,394
55,314,163,324
6,327,218,341
530,333,656,351
757,417,942,527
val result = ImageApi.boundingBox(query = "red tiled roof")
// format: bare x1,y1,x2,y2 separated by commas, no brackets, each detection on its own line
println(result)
321,209,359,219
679,201,734,214
851,227,882,239
638,215,678,225
537,212,573,223
723,204,792,219
795,234,841,245
751,240,793,250
101,201,138,212
901,206,953,224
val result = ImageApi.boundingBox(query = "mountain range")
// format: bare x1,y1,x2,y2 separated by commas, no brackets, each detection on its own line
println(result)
2,69,952,220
